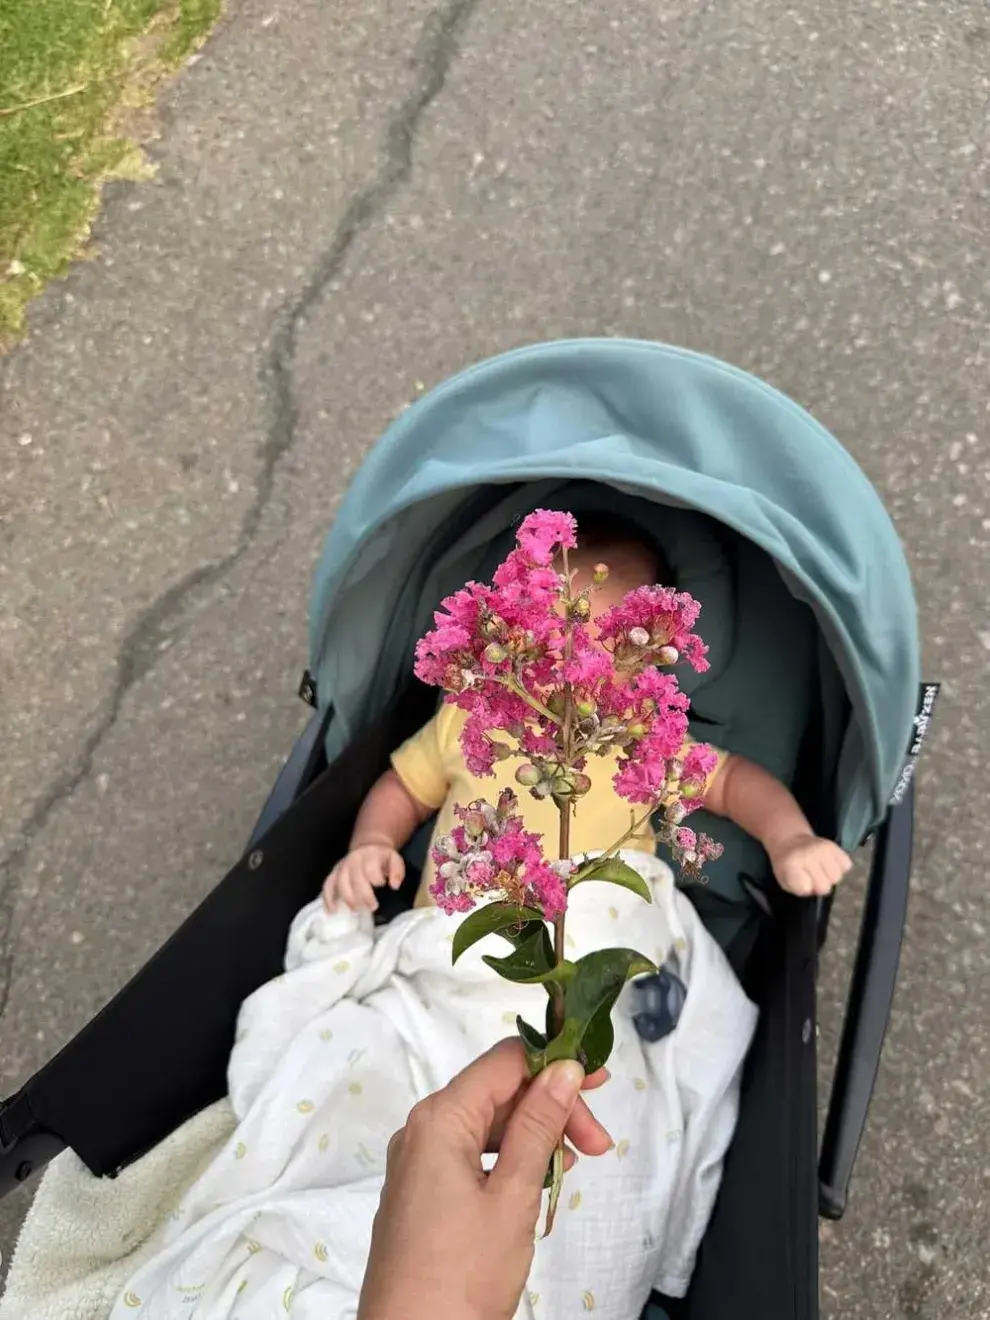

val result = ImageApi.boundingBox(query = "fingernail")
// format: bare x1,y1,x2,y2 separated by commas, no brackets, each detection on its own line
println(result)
545,1060,584,1103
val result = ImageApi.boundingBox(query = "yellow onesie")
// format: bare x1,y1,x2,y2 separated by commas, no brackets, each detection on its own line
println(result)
390,704,725,906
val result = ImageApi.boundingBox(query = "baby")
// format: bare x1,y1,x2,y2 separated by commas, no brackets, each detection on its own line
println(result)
324,520,852,914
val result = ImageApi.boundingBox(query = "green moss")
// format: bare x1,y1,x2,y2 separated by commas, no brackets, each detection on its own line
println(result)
0,0,222,346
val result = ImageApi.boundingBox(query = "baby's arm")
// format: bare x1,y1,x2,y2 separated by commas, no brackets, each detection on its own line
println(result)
324,770,434,912
703,755,852,897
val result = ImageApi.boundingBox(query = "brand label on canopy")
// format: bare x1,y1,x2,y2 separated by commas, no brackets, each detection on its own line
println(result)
889,682,940,806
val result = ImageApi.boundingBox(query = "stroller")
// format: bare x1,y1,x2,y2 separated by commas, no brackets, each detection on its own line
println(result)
0,339,926,1319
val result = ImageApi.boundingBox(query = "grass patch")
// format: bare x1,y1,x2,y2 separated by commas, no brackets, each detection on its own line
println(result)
0,0,222,346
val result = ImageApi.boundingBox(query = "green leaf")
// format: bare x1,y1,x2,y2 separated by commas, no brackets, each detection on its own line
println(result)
569,857,652,903
577,1000,615,1075
566,947,656,1019
516,1015,547,1053
546,1143,566,1231
543,1019,586,1064
516,1016,548,1076
543,947,656,1070
482,926,566,985
451,902,545,964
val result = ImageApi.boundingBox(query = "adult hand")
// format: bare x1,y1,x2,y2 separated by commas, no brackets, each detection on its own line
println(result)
357,1038,612,1320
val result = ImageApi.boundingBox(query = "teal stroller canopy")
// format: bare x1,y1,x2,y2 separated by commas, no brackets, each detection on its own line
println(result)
308,339,919,850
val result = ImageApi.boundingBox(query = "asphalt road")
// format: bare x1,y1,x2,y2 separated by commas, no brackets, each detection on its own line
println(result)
1,0,987,1313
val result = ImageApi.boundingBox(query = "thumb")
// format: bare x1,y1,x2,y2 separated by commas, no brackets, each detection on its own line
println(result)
488,1060,585,1198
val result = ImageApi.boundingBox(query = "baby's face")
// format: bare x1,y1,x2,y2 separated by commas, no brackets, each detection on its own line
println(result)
570,541,661,632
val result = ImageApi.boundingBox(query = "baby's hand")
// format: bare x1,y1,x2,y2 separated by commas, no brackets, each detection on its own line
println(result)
323,844,405,912
770,835,852,898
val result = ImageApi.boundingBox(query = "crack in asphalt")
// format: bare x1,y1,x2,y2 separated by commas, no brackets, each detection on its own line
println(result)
0,0,480,1017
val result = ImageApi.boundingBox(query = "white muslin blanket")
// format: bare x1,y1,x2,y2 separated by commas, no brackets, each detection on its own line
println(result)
111,854,756,1320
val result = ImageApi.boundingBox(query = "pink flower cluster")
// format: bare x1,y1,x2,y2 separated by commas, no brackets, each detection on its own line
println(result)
664,822,723,884
415,509,725,905
597,585,709,672
413,513,577,778
429,788,570,920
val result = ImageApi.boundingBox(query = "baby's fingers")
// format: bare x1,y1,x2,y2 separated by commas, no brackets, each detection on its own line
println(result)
812,858,844,895
387,852,405,891
833,848,853,881
340,868,374,911
818,850,851,894
322,871,340,912
360,854,391,895
335,866,357,911
811,869,837,896
780,865,814,897
355,877,380,911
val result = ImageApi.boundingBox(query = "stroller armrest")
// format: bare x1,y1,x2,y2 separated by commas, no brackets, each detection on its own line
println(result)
818,780,913,1219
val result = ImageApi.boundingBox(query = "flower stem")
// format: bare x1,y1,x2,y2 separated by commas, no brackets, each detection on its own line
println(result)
551,801,570,1033
500,674,561,725
551,543,575,1035
568,805,657,884
544,545,575,1239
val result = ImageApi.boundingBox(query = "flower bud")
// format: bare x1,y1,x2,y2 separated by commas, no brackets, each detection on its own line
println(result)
483,642,508,664
571,772,592,797
462,809,487,837
515,763,542,787
665,802,686,824
575,697,597,719
435,833,458,860
626,721,647,738
628,626,650,648
548,692,566,716
489,741,512,761
592,563,609,584
657,645,679,666
496,787,518,815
